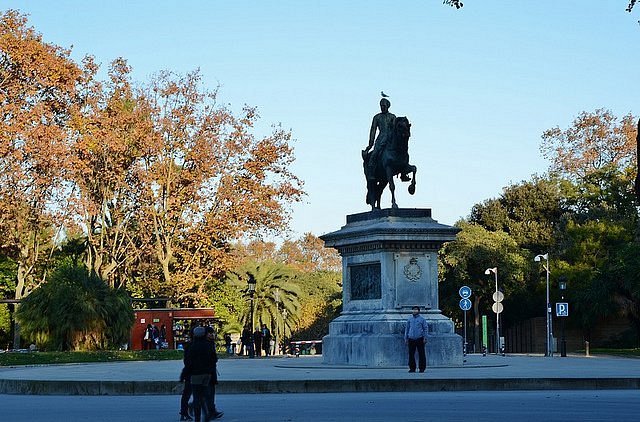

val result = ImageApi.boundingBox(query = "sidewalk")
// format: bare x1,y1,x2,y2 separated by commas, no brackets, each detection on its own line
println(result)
1,353,639,395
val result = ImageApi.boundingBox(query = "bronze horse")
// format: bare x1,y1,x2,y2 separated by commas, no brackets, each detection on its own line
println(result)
363,116,417,209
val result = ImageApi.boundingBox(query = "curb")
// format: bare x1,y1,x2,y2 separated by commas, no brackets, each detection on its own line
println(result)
1,378,639,395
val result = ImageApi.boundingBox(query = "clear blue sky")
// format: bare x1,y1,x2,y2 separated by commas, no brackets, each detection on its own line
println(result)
9,1,640,238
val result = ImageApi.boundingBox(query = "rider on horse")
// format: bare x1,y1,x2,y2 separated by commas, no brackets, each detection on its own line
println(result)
362,95,417,209
363,97,411,183
364,98,396,181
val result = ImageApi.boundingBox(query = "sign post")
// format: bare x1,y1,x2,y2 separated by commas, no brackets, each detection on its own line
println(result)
459,286,472,355
556,302,569,357
482,315,488,355
492,290,504,354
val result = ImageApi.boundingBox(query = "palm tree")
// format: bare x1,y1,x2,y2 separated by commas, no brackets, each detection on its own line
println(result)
226,261,301,344
16,265,134,351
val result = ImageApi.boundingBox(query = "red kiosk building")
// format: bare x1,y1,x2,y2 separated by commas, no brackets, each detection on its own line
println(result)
131,308,217,350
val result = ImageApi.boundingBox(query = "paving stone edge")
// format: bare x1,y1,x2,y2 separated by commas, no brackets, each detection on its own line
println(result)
1,378,639,395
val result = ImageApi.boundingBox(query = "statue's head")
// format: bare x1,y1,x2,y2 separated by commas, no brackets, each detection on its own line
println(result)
379,98,391,112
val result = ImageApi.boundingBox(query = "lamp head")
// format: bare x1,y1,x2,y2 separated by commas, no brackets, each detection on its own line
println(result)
559,276,567,290
247,274,257,292
534,253,548,262
484,267,497,275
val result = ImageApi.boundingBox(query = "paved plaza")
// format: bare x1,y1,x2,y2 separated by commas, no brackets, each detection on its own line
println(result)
3,390,640,422
1,353,639,395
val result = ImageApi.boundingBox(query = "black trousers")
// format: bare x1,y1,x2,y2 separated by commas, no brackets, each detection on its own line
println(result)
192,384,211,422
180,379,192,416
181,378,217,418
408,337,426,371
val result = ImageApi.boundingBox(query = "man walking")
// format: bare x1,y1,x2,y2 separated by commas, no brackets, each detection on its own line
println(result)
404,306,428,373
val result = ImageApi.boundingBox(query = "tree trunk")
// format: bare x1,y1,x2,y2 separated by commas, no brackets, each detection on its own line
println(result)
13,248,32,349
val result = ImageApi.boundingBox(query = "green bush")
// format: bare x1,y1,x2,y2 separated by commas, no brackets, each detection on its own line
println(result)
0,303,10,348
16,266,134,351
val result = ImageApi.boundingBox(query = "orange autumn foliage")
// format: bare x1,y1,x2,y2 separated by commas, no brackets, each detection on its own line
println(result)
135,70,304,304
1,11,305,310
0,10,82,301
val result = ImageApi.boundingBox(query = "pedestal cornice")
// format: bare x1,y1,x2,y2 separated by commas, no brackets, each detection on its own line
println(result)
320,208,460,254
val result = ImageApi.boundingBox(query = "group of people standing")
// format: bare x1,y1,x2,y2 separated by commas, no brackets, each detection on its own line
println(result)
142,323,167,350
237,324,272,357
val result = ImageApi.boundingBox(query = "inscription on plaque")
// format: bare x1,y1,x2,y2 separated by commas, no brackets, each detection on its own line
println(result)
349,263,381,300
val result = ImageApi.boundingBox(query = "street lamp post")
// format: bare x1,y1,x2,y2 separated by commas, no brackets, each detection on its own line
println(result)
282,308,288,355
247,274,257,331
485,267,499,354
534,253,553,357
274,288,281,355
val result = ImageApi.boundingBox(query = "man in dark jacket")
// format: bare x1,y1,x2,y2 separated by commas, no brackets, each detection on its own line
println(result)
404,306,428,373
204,326,222,418
253,327,262,357
261,324,272,356
240,326,254,357
183,326,223,421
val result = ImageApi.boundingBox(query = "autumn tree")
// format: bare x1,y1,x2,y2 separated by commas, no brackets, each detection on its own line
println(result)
136,70,304,304
235,233,340,273
541,109,637,182
635,118,639,204
277,233,341,272
0,10,83,345
66,57,155,288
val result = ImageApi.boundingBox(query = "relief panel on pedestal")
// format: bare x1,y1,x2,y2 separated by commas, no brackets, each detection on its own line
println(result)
394,253,432,309
349,262,382,300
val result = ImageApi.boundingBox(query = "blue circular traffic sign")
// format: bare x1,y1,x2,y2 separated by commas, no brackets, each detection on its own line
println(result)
459,285,472,299
459,298,472,311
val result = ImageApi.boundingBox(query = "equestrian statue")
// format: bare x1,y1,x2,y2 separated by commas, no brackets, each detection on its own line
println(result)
362,96,417,210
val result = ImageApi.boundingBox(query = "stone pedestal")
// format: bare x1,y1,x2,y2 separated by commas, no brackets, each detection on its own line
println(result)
320,208,462,367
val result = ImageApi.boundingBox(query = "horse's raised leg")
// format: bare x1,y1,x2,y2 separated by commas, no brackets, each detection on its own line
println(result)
408,165,417,195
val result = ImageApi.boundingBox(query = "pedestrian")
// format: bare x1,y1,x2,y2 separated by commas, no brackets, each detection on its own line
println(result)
240,326,254,357
253,327,262,357
143,324,154,350
204,326,222,418
182,326,223,421
178,362,193,421
152,324,160,349
159,324,167,348
223,333,232,355
261,324,271,356
404,306,428,373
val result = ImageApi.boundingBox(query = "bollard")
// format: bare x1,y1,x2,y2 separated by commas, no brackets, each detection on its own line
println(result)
585,341,590,357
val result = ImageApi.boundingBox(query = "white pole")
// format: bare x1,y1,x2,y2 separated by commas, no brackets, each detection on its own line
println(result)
495,269,499,355
463,309,467,355
547,254,553,357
